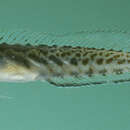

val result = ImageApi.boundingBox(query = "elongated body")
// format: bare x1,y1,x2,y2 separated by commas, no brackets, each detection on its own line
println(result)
0,42,130,86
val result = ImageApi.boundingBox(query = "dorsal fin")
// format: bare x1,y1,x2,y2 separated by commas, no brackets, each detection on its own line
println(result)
0,29,130,51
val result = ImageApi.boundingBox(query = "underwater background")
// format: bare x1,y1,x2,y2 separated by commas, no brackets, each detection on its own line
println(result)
0,0,130,130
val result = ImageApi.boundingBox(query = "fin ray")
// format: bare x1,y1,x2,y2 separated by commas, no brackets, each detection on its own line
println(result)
0,29,130,51
45,73,130,87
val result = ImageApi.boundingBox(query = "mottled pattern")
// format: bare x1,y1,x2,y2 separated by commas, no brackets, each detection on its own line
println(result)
0,42,130,79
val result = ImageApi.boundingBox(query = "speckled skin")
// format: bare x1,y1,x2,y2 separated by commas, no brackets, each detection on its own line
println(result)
0,42,130,82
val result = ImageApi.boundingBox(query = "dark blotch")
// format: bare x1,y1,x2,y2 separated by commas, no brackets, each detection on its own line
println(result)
13,55,31,68
56,53,60,56
82,58,89,65
106,58,113,64
28,53,48,65
70,57,78,66
128,60,130,63
40,49,48,56
75,53,81,57
91,53,97,60
49,55,63,66
66,52,71,56
113,54,120,59
96,58,104,65
99,52,103,56
105,53,110,57
61,53,66,57
5,50,31,68
117,59,125,64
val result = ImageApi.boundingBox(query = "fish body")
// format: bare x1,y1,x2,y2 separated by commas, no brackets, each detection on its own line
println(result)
0,43,130,86
0,29,130,86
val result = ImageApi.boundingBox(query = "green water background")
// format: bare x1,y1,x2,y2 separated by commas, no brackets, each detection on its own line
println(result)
0,0,130,130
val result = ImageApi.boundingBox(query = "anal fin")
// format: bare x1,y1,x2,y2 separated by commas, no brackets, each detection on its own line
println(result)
45,73,130,87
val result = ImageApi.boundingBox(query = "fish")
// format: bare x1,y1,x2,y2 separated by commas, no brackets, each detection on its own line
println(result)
0,29,130,87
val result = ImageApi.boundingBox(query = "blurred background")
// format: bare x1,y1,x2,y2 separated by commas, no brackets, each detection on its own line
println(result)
0,0,130,130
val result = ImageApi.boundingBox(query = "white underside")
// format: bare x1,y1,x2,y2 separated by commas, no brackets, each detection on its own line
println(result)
0,72,39,82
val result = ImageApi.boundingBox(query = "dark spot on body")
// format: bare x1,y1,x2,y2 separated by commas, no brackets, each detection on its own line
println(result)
96,58,104,65
113,54,120,59
82,58,89,65
75,53,81,57
66,52,71,56
56,53,60,56
5,50,31,68
106,58,113,64
40,49,48,56
61,53,66,57
90,53,97,60
28,52,48,65
128,60,130,63
105,53,110,57
39,58,48,64
99,52,103,56
70,57,78,66
49,55,63,66
117,59,125,64
13,55,31,68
